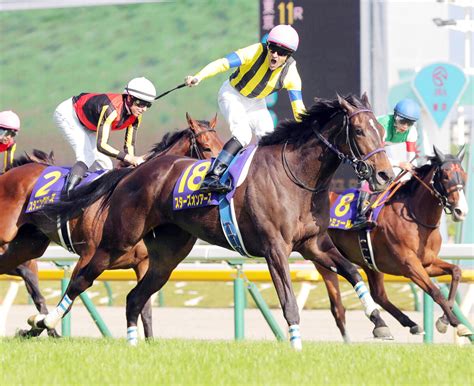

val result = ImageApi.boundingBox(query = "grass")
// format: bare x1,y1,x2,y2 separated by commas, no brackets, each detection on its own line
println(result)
0,338,472,385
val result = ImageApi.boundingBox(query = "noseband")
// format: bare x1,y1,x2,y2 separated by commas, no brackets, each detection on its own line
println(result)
188,128,217,160
313,109,386,181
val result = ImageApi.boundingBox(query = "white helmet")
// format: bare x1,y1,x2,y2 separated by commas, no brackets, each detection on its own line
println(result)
124,77,157,102
267,24,299,52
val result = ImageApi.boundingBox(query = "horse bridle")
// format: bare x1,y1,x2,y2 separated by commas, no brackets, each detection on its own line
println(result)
407,161,465,228
188,128,217,160
282,109,385,192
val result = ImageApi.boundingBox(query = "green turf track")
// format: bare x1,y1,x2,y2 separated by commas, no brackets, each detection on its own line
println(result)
0,1,258,164
1,339,472,385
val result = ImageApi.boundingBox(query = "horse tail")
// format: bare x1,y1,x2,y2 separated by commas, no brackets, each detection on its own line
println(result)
40,168,133,221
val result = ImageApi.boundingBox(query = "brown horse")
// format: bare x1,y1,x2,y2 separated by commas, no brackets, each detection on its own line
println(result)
323,146,471,339
0,114,223,337
31,94,396,348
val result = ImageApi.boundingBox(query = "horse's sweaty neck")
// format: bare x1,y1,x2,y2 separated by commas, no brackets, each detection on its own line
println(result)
407,168,443,228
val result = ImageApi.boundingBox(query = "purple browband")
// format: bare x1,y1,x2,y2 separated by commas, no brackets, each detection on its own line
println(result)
348,109,372,119
362,147,386,160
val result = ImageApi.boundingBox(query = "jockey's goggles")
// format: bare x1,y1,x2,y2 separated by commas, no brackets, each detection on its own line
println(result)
132,98,152,109
394,115,416,127
267,43,293,57
0,128,17,137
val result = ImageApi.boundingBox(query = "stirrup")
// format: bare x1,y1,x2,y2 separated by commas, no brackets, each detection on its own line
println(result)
351,219,375,231
200,176,232,194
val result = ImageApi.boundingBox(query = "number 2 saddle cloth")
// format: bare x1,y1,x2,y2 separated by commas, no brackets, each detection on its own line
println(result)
26,166,107,214
173,145,258,257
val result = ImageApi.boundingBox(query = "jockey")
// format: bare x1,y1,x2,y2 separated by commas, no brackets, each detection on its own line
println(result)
54,77,157,195
351,98,421,230
0,110,20,173
184,24,306,193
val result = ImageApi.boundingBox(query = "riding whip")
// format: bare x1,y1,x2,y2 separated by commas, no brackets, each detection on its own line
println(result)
154,83,186,100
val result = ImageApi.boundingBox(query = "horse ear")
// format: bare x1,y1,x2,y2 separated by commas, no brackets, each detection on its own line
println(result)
210,113,218,129
433,145,446,163
456,145,466,162
361,92,372,109
337,94,354,114
186,112,198,132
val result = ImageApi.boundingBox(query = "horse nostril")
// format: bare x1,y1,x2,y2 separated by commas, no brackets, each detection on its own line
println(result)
378,171,391,183
454,208,463,217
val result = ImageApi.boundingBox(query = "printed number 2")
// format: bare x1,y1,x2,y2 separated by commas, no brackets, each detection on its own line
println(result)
334,193,355,217
35,171,62,198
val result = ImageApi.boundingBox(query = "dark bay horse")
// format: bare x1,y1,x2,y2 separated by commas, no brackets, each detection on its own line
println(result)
0,114,223,338
325,146,471,339
31,94,396,348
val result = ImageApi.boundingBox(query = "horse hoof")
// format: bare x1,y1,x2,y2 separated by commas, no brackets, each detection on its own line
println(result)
456,324,473,337
373,326,394,340
47,329,62,339
435,317,449,334
27,314,46,329
409,325,425,335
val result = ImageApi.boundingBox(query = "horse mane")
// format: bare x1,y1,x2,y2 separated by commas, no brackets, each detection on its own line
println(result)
145,128,192,161
11,149,55,168
259,94,366,147
393,156,441,197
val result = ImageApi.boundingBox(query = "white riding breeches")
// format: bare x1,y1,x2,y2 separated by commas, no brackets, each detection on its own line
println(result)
53,98,113,170
217,80,274,147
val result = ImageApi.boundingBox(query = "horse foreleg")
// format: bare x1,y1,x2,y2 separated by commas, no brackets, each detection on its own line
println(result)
133,260,153,339
364,268,423,335
265,245,302,350
125,226,196,346
315,265,349,342
401,258,470,336
425,259,464,334
300,234,392,340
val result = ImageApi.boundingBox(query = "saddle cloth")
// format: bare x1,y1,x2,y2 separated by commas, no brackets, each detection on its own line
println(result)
26,166,107,213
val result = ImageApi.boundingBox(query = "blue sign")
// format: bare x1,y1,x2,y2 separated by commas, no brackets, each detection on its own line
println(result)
412,62,468,128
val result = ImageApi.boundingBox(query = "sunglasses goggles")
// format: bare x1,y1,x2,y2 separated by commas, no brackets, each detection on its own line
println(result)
394,115,416,127
131,97,152,109
0,128,17,137
267,43,293,57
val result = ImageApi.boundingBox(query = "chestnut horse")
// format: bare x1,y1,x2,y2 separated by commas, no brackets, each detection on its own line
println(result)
31,95,396,348
0,114,223,337
324,146,471,339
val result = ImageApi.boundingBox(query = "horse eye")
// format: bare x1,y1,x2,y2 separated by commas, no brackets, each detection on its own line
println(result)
203,147,211,152
355,127,363,135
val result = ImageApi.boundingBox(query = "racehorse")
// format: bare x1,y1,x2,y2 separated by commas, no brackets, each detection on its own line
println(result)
31,94,396,348
324,146,471,338
0,113,223,337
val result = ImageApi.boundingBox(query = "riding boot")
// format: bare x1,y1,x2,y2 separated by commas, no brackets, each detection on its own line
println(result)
351,190,374,230
62,161,88,197
200,136,243,194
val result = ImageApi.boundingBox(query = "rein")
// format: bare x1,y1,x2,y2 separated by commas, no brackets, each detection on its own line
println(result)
282,108,385,192
188,128,216,159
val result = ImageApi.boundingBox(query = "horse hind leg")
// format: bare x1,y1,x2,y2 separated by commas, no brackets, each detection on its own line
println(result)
315,265,350,343
12,262,60,338
125,225,197,346
133,260,154,339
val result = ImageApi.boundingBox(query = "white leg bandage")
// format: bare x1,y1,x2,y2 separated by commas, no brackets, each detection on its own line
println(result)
354,281,378,317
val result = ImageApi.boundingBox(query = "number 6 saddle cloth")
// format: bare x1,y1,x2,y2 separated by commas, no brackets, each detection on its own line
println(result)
26,166,107,213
